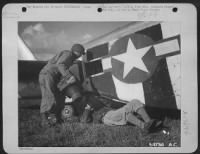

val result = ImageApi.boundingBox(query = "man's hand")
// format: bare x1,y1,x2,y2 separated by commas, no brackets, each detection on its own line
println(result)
80,105,93,123
57,75,76,91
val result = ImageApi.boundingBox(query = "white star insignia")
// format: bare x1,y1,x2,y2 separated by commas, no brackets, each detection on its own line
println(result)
113,38,151,78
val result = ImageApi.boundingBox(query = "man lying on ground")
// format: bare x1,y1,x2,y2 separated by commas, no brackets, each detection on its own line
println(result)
62,90,162,134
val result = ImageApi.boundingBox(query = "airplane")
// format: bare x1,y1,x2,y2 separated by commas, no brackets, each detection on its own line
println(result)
18,21,181,118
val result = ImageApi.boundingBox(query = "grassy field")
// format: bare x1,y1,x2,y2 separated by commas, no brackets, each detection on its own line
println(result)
19,99,180,147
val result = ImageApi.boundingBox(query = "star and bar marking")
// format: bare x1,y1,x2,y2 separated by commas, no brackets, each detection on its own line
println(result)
111,37,180,79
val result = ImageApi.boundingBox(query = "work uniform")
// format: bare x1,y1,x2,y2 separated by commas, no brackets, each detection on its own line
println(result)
73,94,151,129
102,99,144,126
39,50,78,114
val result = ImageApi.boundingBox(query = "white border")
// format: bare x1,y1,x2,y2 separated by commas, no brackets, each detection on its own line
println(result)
2,3,198,153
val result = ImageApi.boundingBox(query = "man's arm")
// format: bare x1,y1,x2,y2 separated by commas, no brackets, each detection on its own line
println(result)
80,104,93,123
56,51,75,76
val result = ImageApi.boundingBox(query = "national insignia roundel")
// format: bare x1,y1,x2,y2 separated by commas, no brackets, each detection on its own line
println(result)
110,33,159,84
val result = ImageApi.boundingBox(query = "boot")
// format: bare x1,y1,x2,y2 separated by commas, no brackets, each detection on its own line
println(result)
126,113,145,129
47,113,57,126
136,107,156,134
142,119,155,135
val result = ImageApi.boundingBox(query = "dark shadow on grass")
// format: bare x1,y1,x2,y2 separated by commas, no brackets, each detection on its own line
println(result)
145,106,181,121
20,104,40,110
19,99,41,110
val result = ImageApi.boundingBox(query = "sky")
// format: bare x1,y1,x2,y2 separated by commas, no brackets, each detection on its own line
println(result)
18,22,130,60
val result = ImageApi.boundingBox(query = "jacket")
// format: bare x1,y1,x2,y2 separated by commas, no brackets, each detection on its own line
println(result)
40,50,77,77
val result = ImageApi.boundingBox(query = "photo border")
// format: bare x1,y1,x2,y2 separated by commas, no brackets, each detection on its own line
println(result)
2,3,198,153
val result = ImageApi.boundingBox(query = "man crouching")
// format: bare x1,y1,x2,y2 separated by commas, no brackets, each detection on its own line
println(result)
39,44,85,127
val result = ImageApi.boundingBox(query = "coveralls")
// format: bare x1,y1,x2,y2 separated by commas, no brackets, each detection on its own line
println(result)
39,50,78,114
72,94,150,129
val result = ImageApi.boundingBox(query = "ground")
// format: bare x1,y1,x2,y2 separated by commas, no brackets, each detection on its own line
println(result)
19,99,180,147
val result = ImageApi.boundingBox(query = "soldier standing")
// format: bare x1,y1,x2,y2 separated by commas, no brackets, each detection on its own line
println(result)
39,44,85,127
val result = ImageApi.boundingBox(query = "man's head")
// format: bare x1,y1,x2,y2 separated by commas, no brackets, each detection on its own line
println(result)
71,44,85,58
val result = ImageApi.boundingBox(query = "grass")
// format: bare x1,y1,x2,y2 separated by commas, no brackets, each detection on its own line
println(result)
19,100,180,147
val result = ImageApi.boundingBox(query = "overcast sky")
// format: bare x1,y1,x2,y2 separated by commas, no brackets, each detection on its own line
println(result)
18,22,130,60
